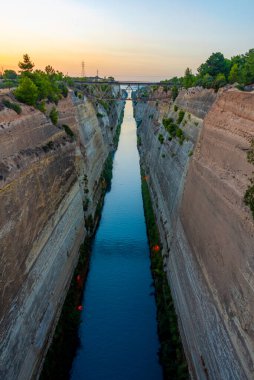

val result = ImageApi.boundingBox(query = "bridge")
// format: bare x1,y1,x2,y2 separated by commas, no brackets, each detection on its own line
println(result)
73,80,173,102
74,80,166,86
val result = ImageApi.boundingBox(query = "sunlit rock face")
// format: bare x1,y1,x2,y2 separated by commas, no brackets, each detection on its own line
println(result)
134,87,254,380
0,91,124,380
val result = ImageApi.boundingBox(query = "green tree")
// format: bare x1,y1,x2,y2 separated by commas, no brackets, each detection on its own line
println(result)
228,63,241,83
242,49,254,85
201,73,214,88
32,70,53,100
214,73,227,90
198,52,230,78
45,65,55,75
18,54,34,74
183,67,195,88
14,76,38,105
3,70,17,80
171,85,179,101
49,107,58,125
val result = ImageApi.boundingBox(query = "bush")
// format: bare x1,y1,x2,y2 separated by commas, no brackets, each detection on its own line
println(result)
174,105,178,112
3,69,17,80
62,124,75,138
171,86,179,101
177,110,185,124
58,82,68,98
163,117,185,144
214,73,227,90
158,134,164,144
244,181,254,218
14,76,39,105
49,107,58,125
36,101,46,113
2,99,22,114
244,140,254,219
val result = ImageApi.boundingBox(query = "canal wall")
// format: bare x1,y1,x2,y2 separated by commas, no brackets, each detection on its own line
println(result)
0,88,124,380
134,87,254,379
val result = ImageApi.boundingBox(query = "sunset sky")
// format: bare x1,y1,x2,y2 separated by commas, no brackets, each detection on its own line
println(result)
1,0,253,80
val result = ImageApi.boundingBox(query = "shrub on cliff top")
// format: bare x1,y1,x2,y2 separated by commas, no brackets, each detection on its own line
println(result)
14,76,39,106
14,54,70,106
49,107,58,125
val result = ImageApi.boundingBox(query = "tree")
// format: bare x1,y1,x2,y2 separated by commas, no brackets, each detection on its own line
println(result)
3,70,17,80
14,76,38,105
45,65,55,75
228,63,241,84
18,54,34,73
32,70,53,100
198,52,230,78
202,73,214,88
183,67,195,88
49,107,58,125
171,85,179,101
214,73,227,90
242,49,254,85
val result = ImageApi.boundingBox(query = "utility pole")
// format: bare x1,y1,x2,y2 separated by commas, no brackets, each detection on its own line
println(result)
81,61,85,78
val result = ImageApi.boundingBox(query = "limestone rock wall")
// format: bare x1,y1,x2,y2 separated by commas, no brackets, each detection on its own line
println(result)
0,91,124,380
135,87,254,379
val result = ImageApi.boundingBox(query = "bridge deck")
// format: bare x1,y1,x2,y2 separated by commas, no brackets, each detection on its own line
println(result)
74,80,169,86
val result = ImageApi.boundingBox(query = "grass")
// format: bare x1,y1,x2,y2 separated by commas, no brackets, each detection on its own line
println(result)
141,171,189,380
2,98,22,114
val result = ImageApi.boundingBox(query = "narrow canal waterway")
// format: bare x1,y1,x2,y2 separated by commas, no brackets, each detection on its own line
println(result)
70,101,163,380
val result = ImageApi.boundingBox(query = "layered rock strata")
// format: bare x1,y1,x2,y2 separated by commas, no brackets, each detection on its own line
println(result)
135,87,254,379
0,90,124,380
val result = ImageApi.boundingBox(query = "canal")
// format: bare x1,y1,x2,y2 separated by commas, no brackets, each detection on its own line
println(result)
70,101,163,380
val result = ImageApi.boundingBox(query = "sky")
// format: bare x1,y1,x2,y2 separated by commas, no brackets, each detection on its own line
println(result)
0,0,253,80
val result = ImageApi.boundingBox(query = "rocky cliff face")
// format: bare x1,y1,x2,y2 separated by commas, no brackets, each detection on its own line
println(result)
135,87,254,379
0,90,124,380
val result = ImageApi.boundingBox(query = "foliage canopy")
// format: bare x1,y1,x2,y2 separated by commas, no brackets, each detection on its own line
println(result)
13,54,69,108
162,48,254,91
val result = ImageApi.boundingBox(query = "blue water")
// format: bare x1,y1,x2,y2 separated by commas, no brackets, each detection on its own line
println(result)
70,101,163,380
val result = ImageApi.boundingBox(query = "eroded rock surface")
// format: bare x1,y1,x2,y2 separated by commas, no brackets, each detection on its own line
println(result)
0,90,124,380
135,87,254,379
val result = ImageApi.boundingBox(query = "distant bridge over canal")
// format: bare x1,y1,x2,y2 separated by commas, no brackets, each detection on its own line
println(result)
73,80,173,101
